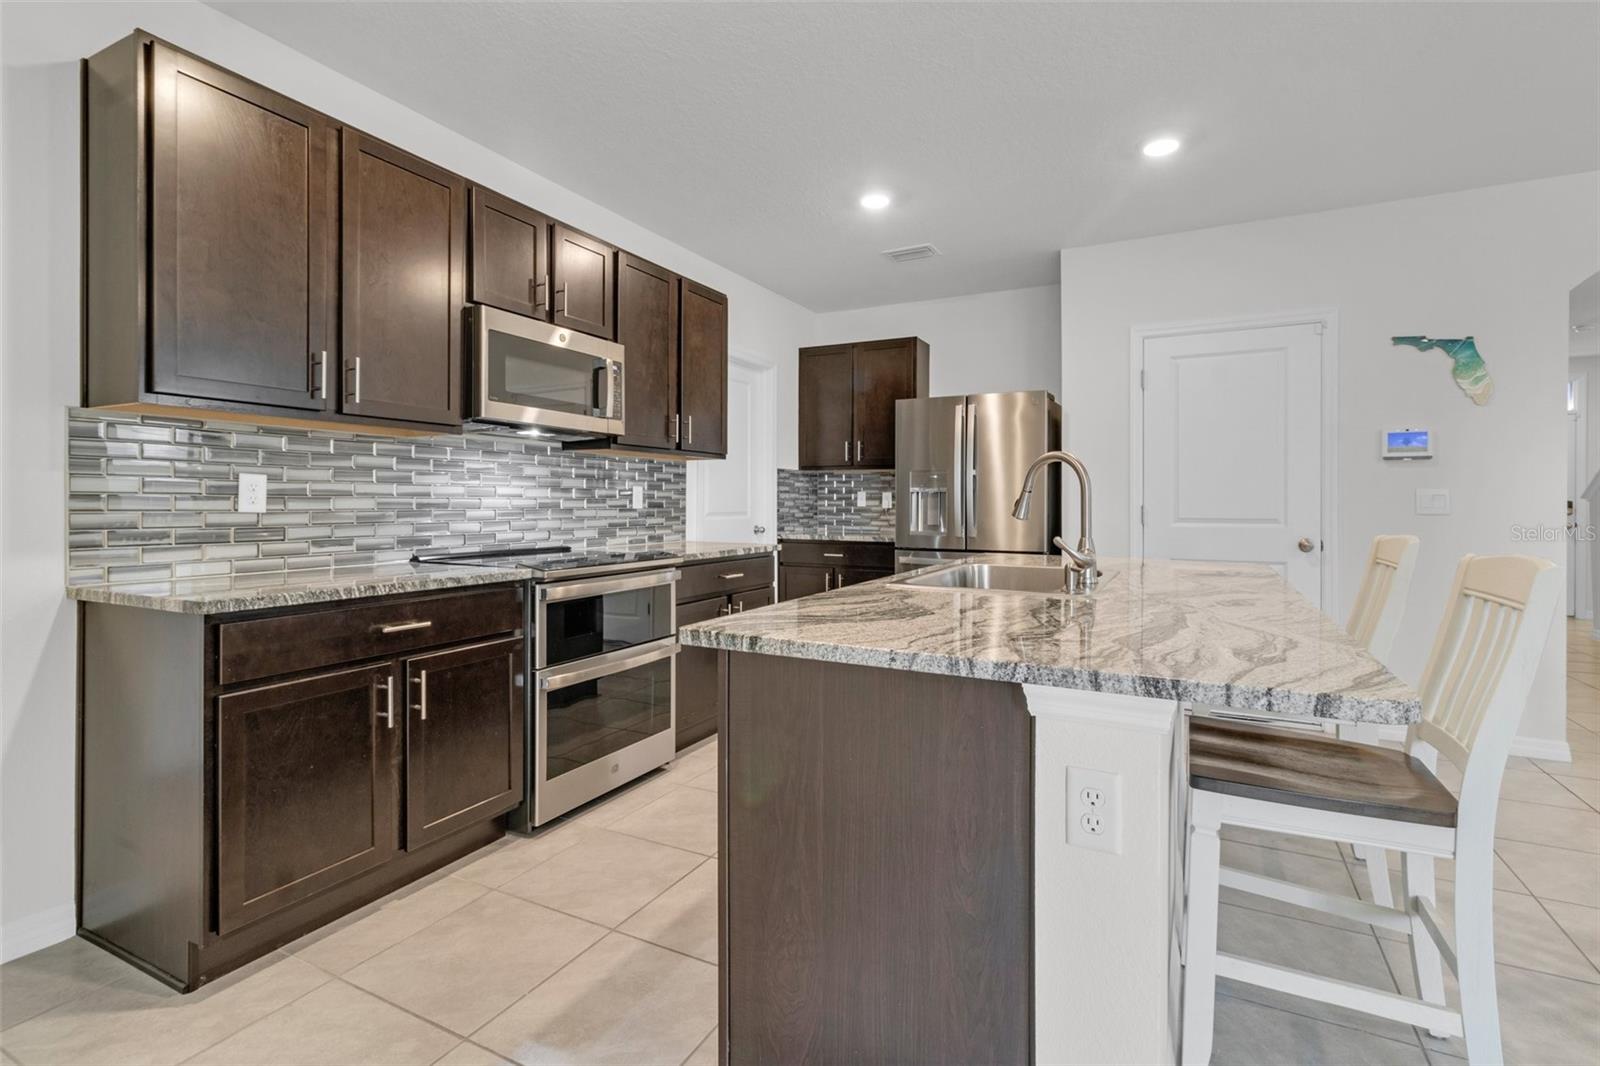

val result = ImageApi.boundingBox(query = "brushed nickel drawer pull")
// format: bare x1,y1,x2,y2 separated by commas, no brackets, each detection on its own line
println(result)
416,670,429,721
377,620,433,634
822,552,844,558
720,572,746,580
377,676,394,729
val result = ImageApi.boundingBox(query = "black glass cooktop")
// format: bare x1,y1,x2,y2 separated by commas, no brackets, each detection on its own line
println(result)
412,545,677,579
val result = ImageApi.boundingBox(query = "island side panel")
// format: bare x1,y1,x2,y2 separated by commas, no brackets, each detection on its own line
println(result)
722,652,1034,1065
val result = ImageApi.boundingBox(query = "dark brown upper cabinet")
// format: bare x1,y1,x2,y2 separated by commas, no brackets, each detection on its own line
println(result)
341,132,467,427
678,280,729,457
402,637,524,850
614,254,679,451
797,338,929,470
551,224,615,340
797,345,857,469
88,36,339,414
469,187,550,320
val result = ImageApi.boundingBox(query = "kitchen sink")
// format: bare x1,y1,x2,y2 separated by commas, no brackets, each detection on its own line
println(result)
890,562,1094,596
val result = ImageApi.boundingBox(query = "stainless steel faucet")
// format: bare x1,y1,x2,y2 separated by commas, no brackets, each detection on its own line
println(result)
1011,450,1099,592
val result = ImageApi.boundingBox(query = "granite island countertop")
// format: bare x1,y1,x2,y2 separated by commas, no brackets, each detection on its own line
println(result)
66,540,776,615
680,554,1421,724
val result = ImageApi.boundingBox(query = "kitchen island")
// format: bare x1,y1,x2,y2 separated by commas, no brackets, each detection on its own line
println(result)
679,555,1420,1066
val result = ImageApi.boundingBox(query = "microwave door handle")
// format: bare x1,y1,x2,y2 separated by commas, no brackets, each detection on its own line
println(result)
538,639,679,692
605,363,620,420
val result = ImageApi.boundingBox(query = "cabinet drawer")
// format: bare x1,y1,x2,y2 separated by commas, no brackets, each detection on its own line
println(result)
218,586,523,686
677,554,774,602
778,540,894,570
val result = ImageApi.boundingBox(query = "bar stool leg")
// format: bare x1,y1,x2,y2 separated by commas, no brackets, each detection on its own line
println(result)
1181,793,1223,1066
1402,851,1448,1037
1342,722,1396,909
1455,836,1503,1064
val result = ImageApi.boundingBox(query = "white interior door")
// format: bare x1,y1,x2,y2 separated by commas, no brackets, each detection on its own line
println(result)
1141,322,1324,605
688,354,775,543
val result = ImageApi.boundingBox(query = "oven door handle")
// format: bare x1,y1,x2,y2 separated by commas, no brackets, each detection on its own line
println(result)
538,567,680,602
537,639,679,692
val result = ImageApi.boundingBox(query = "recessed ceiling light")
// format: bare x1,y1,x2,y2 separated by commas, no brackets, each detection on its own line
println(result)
1141,137,1181,158
859,191,892,210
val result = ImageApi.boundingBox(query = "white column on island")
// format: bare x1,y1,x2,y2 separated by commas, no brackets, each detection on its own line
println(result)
1024,686,1184,1066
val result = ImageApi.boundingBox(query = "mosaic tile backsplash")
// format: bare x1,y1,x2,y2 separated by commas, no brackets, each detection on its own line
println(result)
67,410,686,586
776,469,896,539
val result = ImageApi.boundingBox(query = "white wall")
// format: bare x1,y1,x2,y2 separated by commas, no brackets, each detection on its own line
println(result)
1060,173,1600,753
0,0,814,960
812,284,1061,400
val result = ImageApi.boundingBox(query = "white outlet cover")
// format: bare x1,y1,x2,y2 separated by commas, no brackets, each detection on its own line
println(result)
1066,766,1121,853
1415,488,1451,516
631,485,645,509
856,490,869,507
237,472,268,514
881,491,893,509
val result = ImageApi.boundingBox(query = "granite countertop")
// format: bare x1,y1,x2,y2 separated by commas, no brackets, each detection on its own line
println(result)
65,540,776,615
778,531,895,544
680,555,1421,724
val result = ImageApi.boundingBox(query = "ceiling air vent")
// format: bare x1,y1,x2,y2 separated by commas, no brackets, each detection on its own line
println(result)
882,243,941,264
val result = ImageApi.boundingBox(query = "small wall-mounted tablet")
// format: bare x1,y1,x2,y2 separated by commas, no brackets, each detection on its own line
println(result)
1381,428,1433,460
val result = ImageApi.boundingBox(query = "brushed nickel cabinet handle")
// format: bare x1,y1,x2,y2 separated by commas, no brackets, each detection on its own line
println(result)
346,356,362,404
685,415,693,445
720,572,746,580
822,552,844,559
823,572,832,591
734,602,745,612
309,350,328,399
415,670,429,721
670,414,680,443
856,440,862,462
377,676,394,729
719,604,732,616
555,287,567,314
845,439,850,464
377,620,433,634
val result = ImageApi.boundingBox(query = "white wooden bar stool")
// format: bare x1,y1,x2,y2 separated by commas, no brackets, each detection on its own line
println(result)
1181,554,1561,1065
1193,534,1420,906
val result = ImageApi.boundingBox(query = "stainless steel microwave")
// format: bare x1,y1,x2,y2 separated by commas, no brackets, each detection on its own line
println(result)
467,304,625,438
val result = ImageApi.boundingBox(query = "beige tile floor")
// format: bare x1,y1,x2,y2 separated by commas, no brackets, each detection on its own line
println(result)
1,622,1596,1065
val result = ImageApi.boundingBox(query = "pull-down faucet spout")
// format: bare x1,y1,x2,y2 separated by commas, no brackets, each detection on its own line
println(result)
1011,450,1098,592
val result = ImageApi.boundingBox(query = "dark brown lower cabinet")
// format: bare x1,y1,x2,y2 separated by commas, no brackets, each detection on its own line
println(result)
80,584,525,991
403,638,524,849
778,540,894,600
216,663,400,935
673,553,775,750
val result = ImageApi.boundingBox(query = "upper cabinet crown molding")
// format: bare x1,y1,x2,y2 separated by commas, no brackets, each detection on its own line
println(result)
797,338,929,470
82,30,729,449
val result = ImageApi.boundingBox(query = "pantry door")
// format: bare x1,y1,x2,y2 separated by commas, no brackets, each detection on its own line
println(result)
688,353,776,543
1138,320,1326,606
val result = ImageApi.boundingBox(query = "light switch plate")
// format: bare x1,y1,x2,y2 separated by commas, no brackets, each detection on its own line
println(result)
237,472,267,514
881,491,893,509
631,485,645,509
1415,489,1451,516
856,490,869,507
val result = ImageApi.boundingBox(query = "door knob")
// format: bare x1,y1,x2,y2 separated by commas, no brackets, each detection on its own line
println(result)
754,525,767,535
1297,537,1315,553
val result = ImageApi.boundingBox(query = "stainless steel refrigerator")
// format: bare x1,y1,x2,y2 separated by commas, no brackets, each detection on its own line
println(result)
894,391,1061,571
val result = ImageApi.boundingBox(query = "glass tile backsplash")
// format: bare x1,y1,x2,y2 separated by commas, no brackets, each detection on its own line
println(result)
66,409,685,586
776,469,895,539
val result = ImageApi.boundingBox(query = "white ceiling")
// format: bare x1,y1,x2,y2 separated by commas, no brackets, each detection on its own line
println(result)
211,1,1599,312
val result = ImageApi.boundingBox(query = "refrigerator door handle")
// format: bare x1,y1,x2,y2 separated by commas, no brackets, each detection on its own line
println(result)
952,402,965,541
964,398,978,538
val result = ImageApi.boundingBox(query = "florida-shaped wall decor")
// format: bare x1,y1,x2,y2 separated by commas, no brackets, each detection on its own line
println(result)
1392,335,1494,405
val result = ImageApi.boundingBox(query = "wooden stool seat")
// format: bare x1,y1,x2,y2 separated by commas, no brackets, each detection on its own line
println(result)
1189,718,1458,827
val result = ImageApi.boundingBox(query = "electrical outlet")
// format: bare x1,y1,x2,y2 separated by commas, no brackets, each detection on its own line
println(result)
1066,766,1120,853
881,491,893,509
856,490,869,507
237,472,267,514
631,485,645,509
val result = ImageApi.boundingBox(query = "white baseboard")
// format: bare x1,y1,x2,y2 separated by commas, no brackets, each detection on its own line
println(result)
1374,724,1571,764
1,903,76,964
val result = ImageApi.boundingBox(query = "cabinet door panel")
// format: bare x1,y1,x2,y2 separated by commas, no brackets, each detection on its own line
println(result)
551,224,615,339
798,346,855,469
470,188,549,320
732,586,774,613
675,596,727,750
836,567,891,589
679,280,728,456
217,663,398,934
779,564,831,601
149,45,335,410
615,254,679,450
342,132,466,426
404,637,524,849
852,339,918,468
